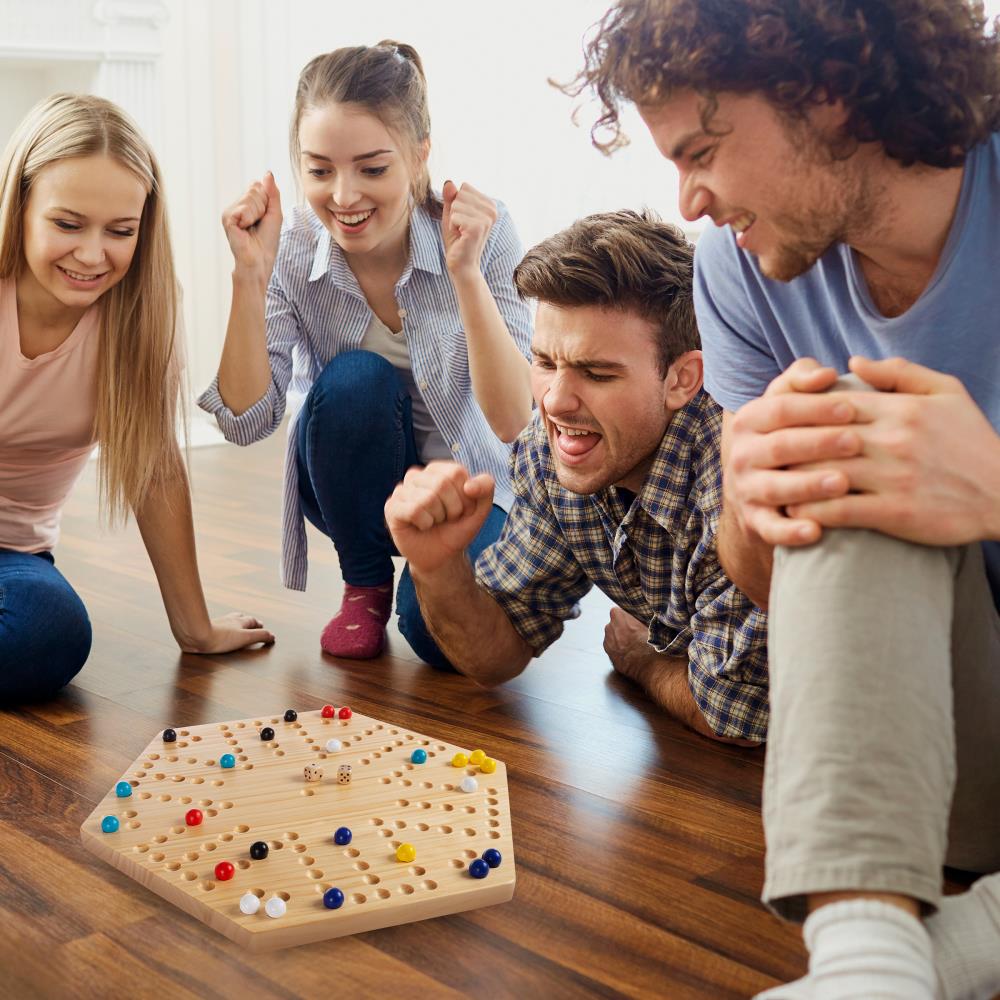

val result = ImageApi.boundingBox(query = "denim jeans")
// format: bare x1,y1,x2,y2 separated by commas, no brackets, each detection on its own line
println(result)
296,351,506,670
0,548,92,703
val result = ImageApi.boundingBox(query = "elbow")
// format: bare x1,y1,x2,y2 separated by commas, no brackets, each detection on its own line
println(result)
492,410,532,444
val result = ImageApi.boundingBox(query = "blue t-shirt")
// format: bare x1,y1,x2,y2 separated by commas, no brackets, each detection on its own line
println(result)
694,131,1000,603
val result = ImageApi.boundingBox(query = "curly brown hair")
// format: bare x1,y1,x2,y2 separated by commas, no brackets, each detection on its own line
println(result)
513,209,699,375
565,0,1000,166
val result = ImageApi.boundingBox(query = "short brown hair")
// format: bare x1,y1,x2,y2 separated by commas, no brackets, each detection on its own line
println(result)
566,0,1000,166
291,41,442,218
513,209,698,375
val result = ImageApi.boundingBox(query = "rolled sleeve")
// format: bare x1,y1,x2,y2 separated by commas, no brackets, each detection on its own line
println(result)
196,252,301,444
686,577,770,742
475,429,592,654
481,202,533,360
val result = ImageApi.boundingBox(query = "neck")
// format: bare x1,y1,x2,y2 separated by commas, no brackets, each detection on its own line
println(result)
615,458,654,495
345,216,411,284
15,267,87,331
847,149,965,281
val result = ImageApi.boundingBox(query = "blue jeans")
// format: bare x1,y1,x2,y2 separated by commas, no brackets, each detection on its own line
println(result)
0,549,92,703
296,351,506,670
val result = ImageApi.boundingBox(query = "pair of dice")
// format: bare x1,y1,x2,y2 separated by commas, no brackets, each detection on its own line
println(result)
305,763,351,784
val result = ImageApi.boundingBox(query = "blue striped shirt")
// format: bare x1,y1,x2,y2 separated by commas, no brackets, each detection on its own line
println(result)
198,201,533,591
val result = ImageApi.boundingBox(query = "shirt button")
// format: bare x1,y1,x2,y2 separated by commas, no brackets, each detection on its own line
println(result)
397,307,407,319
451,443,460,453
419,380,429,390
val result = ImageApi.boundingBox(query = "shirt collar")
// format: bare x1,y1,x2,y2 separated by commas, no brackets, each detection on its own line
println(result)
599,390,719,533
307,201,443,287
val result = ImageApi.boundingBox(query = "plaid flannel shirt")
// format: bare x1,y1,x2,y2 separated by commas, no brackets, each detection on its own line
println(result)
475,390,770,742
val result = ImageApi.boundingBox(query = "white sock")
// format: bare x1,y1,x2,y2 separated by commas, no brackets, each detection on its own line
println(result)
924,873,1000,1000
804,899,937,1000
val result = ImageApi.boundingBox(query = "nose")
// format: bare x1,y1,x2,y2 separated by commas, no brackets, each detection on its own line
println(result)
331,173,360,209
678,170,710,223
74,233,107,268
541,368,580,417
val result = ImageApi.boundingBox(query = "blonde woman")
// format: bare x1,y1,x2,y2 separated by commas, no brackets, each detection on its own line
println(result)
0,94,273,703
202,42,532,663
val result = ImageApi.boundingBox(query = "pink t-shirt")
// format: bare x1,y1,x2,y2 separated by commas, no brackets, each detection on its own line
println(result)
0,277,100,552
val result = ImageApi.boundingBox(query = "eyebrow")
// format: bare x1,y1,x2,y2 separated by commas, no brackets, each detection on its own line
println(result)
531,347,628,371
51,207,140,223
301,149,394,163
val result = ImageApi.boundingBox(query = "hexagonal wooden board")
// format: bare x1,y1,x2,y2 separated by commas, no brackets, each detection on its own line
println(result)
80,708,515,950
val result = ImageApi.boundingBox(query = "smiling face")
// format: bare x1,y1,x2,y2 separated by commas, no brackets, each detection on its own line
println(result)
19,154,146,315
530,302,680,495
298,102,421,261
639,90,870,282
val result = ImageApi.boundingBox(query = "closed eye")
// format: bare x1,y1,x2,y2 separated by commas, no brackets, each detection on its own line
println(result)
584,371,616,382
361,166,388,177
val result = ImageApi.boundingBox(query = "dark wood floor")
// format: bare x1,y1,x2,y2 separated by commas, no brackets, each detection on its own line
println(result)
0,423,812,998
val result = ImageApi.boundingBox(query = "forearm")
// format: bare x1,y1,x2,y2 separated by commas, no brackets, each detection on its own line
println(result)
717,502,773,610
451,270,532,442
411,555,533,685
217,269,273,416
134,459,213,649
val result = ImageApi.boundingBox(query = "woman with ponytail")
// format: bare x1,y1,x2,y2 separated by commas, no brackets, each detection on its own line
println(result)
202,42,532,664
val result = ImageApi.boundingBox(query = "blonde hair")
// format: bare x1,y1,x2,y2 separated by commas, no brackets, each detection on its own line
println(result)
290,41,442,219
0,93,183,524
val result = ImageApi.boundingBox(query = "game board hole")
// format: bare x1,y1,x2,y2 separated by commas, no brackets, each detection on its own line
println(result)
405,734,414,741
242,764,254,771
370,817,384,826
363,874,380,884
207,809,218,817
171,775,185,783
277,891,291,901
126,821,141,830
179,796,192,805
236,825,250,833
307,870,323,879
139,792,151,800
420,782,433,790
416,823,429,832
395,800,409,808
267,840,283,850
184,852,199,861
344,848,360,858
442,784,455,792
294,844,307,853
489,832,501,839
171,827,184,835
351,893,367,904
379,778,390,785
463,806,476,814
408,866,425,876
181,871,197,881
191,736,202,742
122,810,137,818
394,821,407,829
166,861,181,871
151,852,165,862
237,860,251,870
376,888,391,899
488,809,499,816
177,742,188,748
199,880,216,892
274,751,285,757
398,884,414,895
221,802,233,809
489,820,500,828
378,829,392,838
360,758,370,765
154,773,165,781
441,804,453,812
421,802,434,810
463,829,476,837
250,887,264,897
392,771,403,778
202,843,217,852
422,880,438,891
235,723,246,729
133,845,149,854
463,850,476,859
301,789,315,797
299,856,315,865
487,798,499,805
153,834,168,843
284,832,299,840
400,780,412,788
192,778,204,785
354,861,370,871
166,755,178,763
219,833,234,843
450,859,464,868
211,780,224,786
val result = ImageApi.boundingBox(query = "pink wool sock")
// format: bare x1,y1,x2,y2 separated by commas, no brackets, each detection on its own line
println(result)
320,582,393,659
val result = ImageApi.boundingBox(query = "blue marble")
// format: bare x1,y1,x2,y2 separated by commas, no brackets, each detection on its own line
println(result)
220,753,236,769
323,887,345,910
410,748,428,764
115,781,132,798
101,815,120,834
333,826,352,846
482,848,502,869
469,858,490,879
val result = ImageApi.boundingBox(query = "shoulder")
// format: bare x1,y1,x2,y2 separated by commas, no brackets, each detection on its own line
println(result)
485,198,521,253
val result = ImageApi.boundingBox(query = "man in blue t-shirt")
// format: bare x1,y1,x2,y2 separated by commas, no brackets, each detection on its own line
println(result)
570,2,1000,998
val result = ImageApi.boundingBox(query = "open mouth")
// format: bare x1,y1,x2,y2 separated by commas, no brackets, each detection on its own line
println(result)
57,265,108,285
332,208,375,233
729,212,756,249
553,422,602,463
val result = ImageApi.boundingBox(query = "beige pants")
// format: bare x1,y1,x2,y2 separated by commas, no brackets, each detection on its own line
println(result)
763,392,1000,921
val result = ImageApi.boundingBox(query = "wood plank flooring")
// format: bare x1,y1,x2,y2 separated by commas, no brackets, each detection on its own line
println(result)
2,425,812,998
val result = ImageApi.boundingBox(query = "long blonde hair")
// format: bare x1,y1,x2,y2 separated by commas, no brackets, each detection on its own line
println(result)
0,93,183,523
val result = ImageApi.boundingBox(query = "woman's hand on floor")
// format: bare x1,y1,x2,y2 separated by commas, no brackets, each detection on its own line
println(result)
178,612,275,654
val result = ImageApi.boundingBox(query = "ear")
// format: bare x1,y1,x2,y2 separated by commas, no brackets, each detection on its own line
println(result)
664,350,704,411
418,137,430,165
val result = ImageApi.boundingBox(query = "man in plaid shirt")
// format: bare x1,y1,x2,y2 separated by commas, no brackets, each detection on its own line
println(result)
385,210,768,744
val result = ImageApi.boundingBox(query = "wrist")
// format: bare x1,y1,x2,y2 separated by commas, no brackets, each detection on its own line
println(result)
447,264,486,292
232,265,270,295
171,615,214,653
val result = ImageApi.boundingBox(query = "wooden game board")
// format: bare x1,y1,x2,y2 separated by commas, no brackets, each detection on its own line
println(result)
80,709,515,951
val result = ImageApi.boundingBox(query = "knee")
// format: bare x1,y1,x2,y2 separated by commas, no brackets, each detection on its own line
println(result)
310,351,398,411
0,590,92,703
